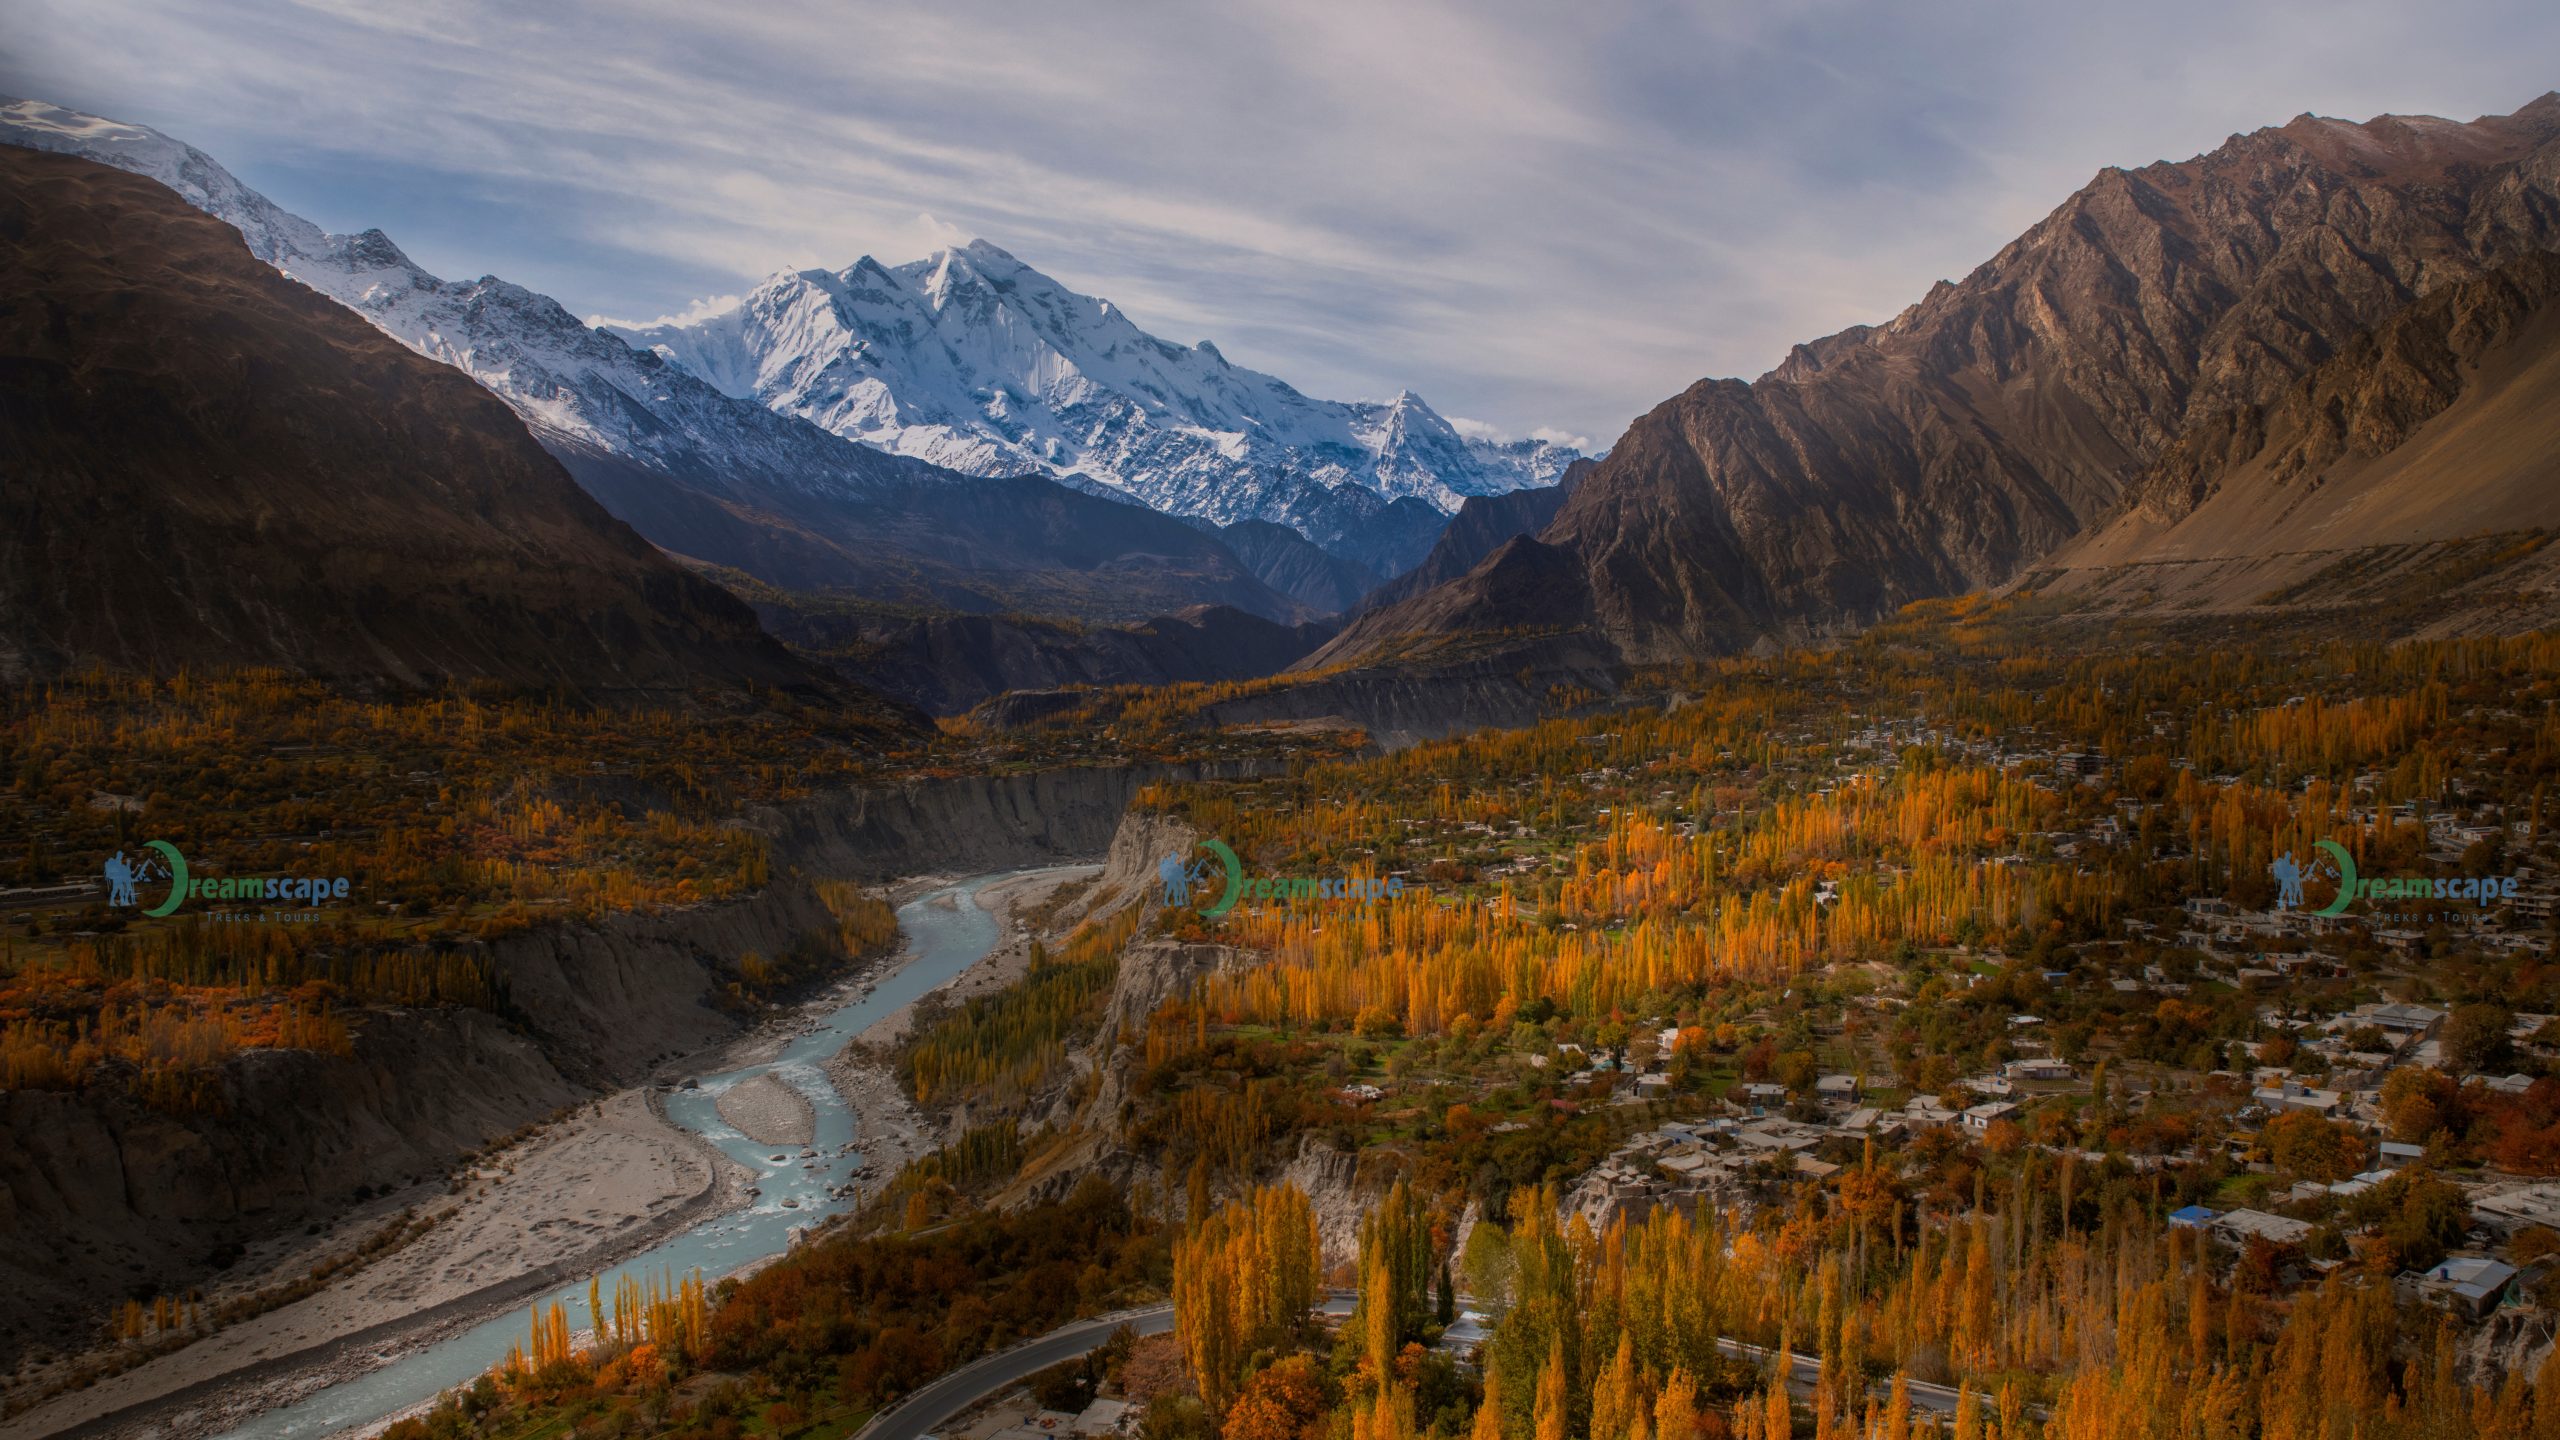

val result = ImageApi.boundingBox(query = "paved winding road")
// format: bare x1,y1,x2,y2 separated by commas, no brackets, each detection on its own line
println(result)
1713,1339,1966,1415
858,1305,1177,1440
854,1297,1976,1440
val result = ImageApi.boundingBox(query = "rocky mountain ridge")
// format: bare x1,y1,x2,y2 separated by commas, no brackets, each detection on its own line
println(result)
0,146,836,699
613,240,1582,569
1338,94,2560,663
0,99,1321,626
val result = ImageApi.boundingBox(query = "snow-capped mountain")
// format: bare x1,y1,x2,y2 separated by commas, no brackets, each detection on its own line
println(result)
610,242,1582,534
0,99,918,505
0,98,1340,622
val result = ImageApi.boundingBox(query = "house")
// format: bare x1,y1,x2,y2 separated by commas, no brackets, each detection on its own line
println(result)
1658,1150,1719,1180
2419,1257,2518,1318
1737,1124,1819,1154
2358,1003,2446,1035
2468,1182,2560,1237
2006,1057,2075,1083
1962,1101,2019,1132
1816,1074,1861,1100
2378,1141,2425,1169
2210,1209,2313,1247
2252,1080,2344,1115
1739,1082,1789,1104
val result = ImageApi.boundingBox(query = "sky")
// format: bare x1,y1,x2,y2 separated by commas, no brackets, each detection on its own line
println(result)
4,1,2554,449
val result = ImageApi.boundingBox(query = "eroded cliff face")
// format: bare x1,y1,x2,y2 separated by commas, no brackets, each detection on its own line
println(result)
0,1007,578,1355
0,763,1205,1363
487,879,849,1089
1010,806,1398,1255
762,762,1273,882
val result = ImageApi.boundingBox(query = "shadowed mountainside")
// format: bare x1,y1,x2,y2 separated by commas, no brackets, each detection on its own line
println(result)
0,147,852,701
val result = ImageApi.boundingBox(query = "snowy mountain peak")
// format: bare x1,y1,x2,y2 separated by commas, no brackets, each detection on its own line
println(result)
5,89,1584,571
0,98,922,505
0,96,331,268
615,239,1583,527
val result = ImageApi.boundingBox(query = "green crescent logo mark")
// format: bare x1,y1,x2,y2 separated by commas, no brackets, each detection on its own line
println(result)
2312,838,2357,918
1200,839,1243,918
143,839,189,917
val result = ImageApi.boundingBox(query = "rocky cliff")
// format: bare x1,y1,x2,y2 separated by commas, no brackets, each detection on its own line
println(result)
1337,94,2560,663
778,604,1337,716
2020,250,2560,626
0,1006,578,1357
760,761,1276,882
0,762,1209,1363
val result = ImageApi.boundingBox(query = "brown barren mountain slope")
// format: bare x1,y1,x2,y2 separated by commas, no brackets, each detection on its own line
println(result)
1321,94,2560,667
0,147,832,698
2020,250,2560,625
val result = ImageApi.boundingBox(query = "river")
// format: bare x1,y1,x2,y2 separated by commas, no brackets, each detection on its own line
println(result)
211,868,1041,1440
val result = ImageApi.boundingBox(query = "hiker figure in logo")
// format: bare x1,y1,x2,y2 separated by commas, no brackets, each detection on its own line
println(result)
104,851,140,907
103,850,161,908
2271,852,2304,911
1158,852,1210,907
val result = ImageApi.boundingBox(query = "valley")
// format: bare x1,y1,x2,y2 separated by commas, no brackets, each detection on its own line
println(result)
4,32,2560,1440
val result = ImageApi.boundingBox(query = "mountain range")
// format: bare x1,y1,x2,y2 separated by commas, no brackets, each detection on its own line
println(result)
0,100,1369,628
1322,93,2560,667
13,88,2555,711
609,244,1578,574
0,100,1582,619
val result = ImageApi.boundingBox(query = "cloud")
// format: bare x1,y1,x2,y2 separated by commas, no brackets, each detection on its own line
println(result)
587,293,741,331
1450,416,1596,452
3,0,2553,447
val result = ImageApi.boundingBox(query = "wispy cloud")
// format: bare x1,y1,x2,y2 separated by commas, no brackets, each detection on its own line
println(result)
3,0,2552,445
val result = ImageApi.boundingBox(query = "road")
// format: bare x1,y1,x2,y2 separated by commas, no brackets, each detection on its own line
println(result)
1713,1339,1967,1415
857,1305,1176,1440
856,1294,1977,1440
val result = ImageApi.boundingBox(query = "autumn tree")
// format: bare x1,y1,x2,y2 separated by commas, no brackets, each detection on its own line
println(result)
1175,1183,1320,1412
1225,1354,1329,1440
2264,1108,2368,1184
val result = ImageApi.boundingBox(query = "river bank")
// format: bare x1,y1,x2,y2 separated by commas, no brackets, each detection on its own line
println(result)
0,866,1095,1440
0,1085,754,1440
